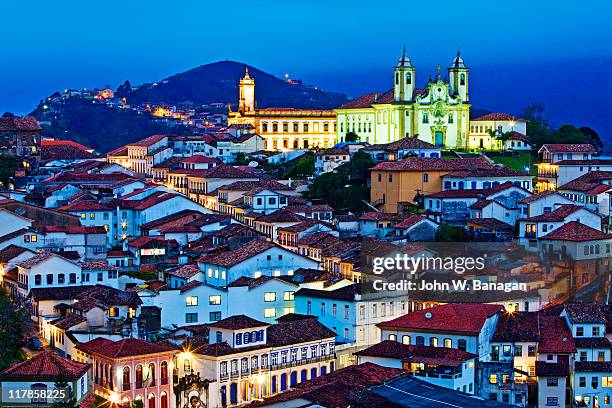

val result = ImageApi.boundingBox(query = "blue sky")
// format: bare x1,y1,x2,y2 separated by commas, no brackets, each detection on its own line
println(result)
1,0,611,135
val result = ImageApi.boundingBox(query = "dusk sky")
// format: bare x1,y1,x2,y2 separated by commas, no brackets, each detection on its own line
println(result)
2,0,612,137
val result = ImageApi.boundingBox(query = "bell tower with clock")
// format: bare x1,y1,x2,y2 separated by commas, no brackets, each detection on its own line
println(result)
448,47,469,102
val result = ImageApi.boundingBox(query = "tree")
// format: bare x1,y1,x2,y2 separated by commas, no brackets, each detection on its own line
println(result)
0,287,29,370
435,225,466,242
132,400,144,408
2,112,15,117
231,153,250,166
554,124,587,144
486,129,513,152
307,151,375,214
522,103,553,150
51,376,78,408
283,154,314,178
579,126,604,154
344,131,360,142
0,153,17,187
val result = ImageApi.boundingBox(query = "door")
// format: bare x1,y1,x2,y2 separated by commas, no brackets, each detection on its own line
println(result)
435,131,443,146
230,383,238,404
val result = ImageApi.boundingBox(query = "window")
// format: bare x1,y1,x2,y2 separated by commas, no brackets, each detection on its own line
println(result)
489,374,498,384
503,345,512,357
388,334,397,341
321,302,326,316
444,338,452,348
209,295,221,305
185,313,198,323
344,305,350,319
416,336,425,346
458,339,467,351
58,274,65,284
593,327,600,336
210,311,221,321
264,292,276,302
423,173,429,182
602,376,612,387
423,112,429,124
579,377,586,387
109,307,119,317
34,274,41,285
547,378,558,387
528,345,536,357
283,291,294,301
186,296,198,306
264,308,276,318
331,304,337,316
576,326,584,336
47,274,53,284
430,337,438,347
579,351,587,361
514,345,522,357
402,335,410,345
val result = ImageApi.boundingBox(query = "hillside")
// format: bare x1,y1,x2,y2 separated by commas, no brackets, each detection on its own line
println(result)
120,60,348,109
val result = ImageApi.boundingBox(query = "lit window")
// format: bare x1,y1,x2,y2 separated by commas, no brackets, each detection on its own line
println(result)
209,295,221,305
264,308,276,318
264,292,276,302
284,291,295,301
186,296,198,306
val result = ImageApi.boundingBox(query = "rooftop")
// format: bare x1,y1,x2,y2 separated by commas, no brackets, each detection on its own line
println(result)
0,351,89,381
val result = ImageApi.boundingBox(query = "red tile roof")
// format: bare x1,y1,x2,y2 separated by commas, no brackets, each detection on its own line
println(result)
77,338,176,358
0,351,89,380
540,143,596,153
466,218,513,230
372,157,493,172
41,225,106,234
394,215,431,229
207,314,268,330
540,221,611,242
0,116,42,131
538,315,576,353
49,313,87,330
338,90,394,109
17,251,75,269
316,148,349,156
166,264,201,279
198,239,276,267
181,155,221,164
128,236,179,249
127,134,168,147
378,303,504,334
59,201,113,212
249,362,403,407
471,112,525,122
365,137,436,151
355,340,476,367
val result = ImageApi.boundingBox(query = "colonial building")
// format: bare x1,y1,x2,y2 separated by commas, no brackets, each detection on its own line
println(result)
335,48,470,148
227,68,336,151
0,115,42,159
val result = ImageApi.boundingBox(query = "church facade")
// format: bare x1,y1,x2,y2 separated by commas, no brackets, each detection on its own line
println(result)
335,48,470,148
227,68,337,151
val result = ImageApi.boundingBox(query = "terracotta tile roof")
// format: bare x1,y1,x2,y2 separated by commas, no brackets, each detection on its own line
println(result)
208,314,268,330
195,164,258,179
255,208,308,224
17,251,75,269
286,204,334,214
127,134,168,147
507,131,529,141
338,90,394,109
0,244,33,263
519,190,555,204
355,340,476,367
220,180,292,192
372,157,493,172
78,261,120,271
540,221,611,242
558,171,612,194
359,211,404,222
540,143,596,153
181,155,221,164
564,302,608,324
42,145,97,161
118,191,180,211
573,337,611,348
227,275,277,288
0,116,42,131
77,338,176,358
128,236,179,249
166,264,201,279
378,303,504,334
365,137,436,151
552,204,585,218
426,189,491,199
59,201,113,211
556,159,612,166
266,318,336,346
41,139,93,151
394,215,431,229
49,313,87,330
444,167,528,178
198,239,277,267
41,225,106,234
491,312,540,342
249,362,403,408
0,351,89,381
471,112,525,122
466,218,513,230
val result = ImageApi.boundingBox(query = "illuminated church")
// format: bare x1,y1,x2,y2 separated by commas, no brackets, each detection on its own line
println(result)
335,48,470,148
227,68,337,151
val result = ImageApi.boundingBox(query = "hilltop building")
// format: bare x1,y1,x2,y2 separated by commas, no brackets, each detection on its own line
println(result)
227,68,337,151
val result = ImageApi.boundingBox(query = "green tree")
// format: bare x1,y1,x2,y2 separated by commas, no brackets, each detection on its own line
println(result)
522,103,553,150
579,126,604,155
231,153,249,166
0,153,18,187
0,287,29,370
435,224,466,242
486,129,513,152
132,400,144,408
283,154,314,178
554,124,587,144
51,376,78,408
307,151,375,214
344,131,360,142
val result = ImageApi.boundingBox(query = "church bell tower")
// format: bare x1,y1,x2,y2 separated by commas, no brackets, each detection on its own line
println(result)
448,47,469,102
393,46,416,102
239,67,255,113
